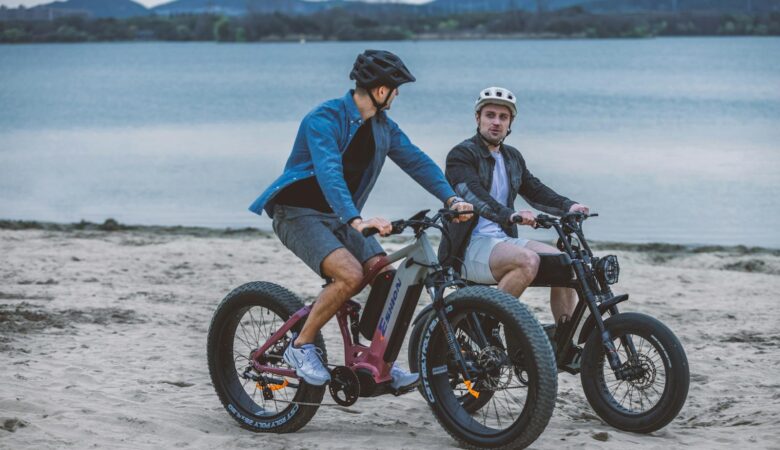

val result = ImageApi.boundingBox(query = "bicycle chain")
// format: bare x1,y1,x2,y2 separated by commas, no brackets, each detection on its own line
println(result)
252,363,365,408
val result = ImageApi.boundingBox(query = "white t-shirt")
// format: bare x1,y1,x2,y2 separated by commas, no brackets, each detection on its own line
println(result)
472,150,510,238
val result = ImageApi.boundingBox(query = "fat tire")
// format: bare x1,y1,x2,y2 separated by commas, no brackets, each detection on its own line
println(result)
207,281,326,433
580,312,689,433
418,286,557,449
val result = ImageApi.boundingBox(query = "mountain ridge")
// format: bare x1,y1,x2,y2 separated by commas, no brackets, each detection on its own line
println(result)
41,0,150,18
30,0,780,19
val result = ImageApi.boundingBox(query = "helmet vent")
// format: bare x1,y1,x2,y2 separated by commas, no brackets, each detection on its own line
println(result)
349,50,416,89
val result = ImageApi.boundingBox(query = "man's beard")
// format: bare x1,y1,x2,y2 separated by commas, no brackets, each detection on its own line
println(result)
478,127,506,146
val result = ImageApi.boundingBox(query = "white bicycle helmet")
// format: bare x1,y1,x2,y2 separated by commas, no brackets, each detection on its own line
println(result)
475,86,517,117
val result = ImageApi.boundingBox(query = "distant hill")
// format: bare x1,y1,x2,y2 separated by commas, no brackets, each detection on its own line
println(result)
153,0,326,16
421,0,779,14
583,0,779,13
31,0,780,20
41,0,150,18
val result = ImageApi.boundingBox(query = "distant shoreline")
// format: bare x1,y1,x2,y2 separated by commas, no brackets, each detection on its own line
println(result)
3,217,778,256
2,9,778,44
2,33,779,46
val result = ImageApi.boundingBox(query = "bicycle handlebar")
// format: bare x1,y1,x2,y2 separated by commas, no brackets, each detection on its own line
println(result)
360,209,471,237
361,219,405,237
361,228,379,237
362,210,598,236
535,211,598,229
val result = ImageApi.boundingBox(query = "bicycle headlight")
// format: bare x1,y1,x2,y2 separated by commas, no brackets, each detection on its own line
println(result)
595,255,620,285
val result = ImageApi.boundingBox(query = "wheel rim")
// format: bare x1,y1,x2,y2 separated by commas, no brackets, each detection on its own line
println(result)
220,304,302,418
425,309,536,437
598,332,669,415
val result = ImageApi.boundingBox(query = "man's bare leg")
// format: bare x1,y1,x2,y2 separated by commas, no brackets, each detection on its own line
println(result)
295,248,364,346
525,240,577,324
489,242,540,298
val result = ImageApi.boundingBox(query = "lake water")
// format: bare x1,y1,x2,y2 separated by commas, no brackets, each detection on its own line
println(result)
1,38,778,247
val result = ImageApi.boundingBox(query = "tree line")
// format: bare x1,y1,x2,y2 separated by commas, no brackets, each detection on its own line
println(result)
2,7,779,43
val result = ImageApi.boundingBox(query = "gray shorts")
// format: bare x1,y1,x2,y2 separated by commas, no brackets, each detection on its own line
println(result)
271,205,385,278
462,234,530,284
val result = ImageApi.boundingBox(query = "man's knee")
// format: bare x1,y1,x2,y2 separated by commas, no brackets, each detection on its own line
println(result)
514,248,540,275
323,250,365,293
490,244,540,281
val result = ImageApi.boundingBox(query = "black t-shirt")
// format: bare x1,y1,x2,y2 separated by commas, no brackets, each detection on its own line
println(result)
274,118,375,214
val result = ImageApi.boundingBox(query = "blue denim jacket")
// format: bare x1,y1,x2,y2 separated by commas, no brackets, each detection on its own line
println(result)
249,90,456,223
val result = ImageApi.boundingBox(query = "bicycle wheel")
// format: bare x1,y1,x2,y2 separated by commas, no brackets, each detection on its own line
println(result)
580,312,689,433
409,308,495,413
418,286,557,449
207,281,326,433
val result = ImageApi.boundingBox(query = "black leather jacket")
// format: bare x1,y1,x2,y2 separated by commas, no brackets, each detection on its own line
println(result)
439,134,577,271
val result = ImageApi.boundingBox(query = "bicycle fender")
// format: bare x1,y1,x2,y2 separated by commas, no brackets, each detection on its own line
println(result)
576,294,630,344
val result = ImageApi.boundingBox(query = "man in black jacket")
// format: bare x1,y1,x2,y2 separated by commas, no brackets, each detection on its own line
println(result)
440,86,589,325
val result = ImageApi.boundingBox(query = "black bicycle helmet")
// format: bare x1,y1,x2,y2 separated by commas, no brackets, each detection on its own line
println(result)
349,50,416,89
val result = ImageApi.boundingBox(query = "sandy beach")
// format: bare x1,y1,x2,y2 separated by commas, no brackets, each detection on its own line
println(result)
1,221,779,449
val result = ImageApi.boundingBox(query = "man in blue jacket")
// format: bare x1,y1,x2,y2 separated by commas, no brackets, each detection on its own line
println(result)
249,50,473,388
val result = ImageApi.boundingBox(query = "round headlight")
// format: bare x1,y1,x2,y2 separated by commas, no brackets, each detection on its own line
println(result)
596,255,620,285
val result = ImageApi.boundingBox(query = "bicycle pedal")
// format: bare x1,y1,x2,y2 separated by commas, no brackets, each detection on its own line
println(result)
559,345,582,375
391,379,420,396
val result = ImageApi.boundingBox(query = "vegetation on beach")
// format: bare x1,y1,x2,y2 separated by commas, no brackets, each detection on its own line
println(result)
1,8,779,43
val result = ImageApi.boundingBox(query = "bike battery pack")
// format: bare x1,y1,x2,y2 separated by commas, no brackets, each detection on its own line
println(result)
359,269,397,340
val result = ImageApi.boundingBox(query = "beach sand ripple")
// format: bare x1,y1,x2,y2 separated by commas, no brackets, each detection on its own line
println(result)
1,227,779,449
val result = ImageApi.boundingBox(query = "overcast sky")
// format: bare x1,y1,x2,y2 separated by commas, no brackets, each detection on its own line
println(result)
1,0,430,8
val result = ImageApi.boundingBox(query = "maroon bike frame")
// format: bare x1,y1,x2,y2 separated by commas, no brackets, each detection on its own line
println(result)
249,256,397,383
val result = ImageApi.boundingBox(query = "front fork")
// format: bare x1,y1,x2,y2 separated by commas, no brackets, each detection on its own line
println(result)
428,285,473,378
425,276,487,395
569,261,640,379
581,297,639,380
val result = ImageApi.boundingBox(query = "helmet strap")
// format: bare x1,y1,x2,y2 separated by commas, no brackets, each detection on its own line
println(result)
367,87,392,113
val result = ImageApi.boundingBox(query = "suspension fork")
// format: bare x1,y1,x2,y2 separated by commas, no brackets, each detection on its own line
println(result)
608,304,639,359
571,261,624,371
428,286,475,381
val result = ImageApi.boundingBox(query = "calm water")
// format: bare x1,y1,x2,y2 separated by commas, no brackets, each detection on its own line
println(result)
1,38,778,247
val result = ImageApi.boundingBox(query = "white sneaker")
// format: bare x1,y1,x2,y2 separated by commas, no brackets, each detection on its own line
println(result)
390,363,419,391
283,341,330,386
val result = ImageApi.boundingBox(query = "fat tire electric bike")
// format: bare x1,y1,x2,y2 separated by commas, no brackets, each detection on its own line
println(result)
207,209,558,449
408,212,690,433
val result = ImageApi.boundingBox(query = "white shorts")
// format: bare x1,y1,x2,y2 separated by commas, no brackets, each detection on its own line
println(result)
462,234,530,284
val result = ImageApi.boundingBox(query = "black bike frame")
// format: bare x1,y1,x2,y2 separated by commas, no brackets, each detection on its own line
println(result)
545,215,636,376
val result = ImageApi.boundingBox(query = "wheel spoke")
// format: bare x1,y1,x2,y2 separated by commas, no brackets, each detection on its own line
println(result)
247,307,262,345
238,321,255,350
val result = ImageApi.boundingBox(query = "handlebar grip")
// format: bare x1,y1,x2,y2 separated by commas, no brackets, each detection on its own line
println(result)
361,227,379,237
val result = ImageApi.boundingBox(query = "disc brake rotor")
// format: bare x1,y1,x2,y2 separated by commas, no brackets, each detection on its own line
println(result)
476,346,512,390
625,354,656,389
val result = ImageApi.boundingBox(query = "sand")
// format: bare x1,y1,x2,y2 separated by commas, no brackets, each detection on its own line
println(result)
1,224,779,449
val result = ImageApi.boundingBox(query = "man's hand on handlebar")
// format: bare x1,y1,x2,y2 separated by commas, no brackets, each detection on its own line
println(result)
569,203,590,215
448,198,474,223
510,210,536,227
351,217,392,237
